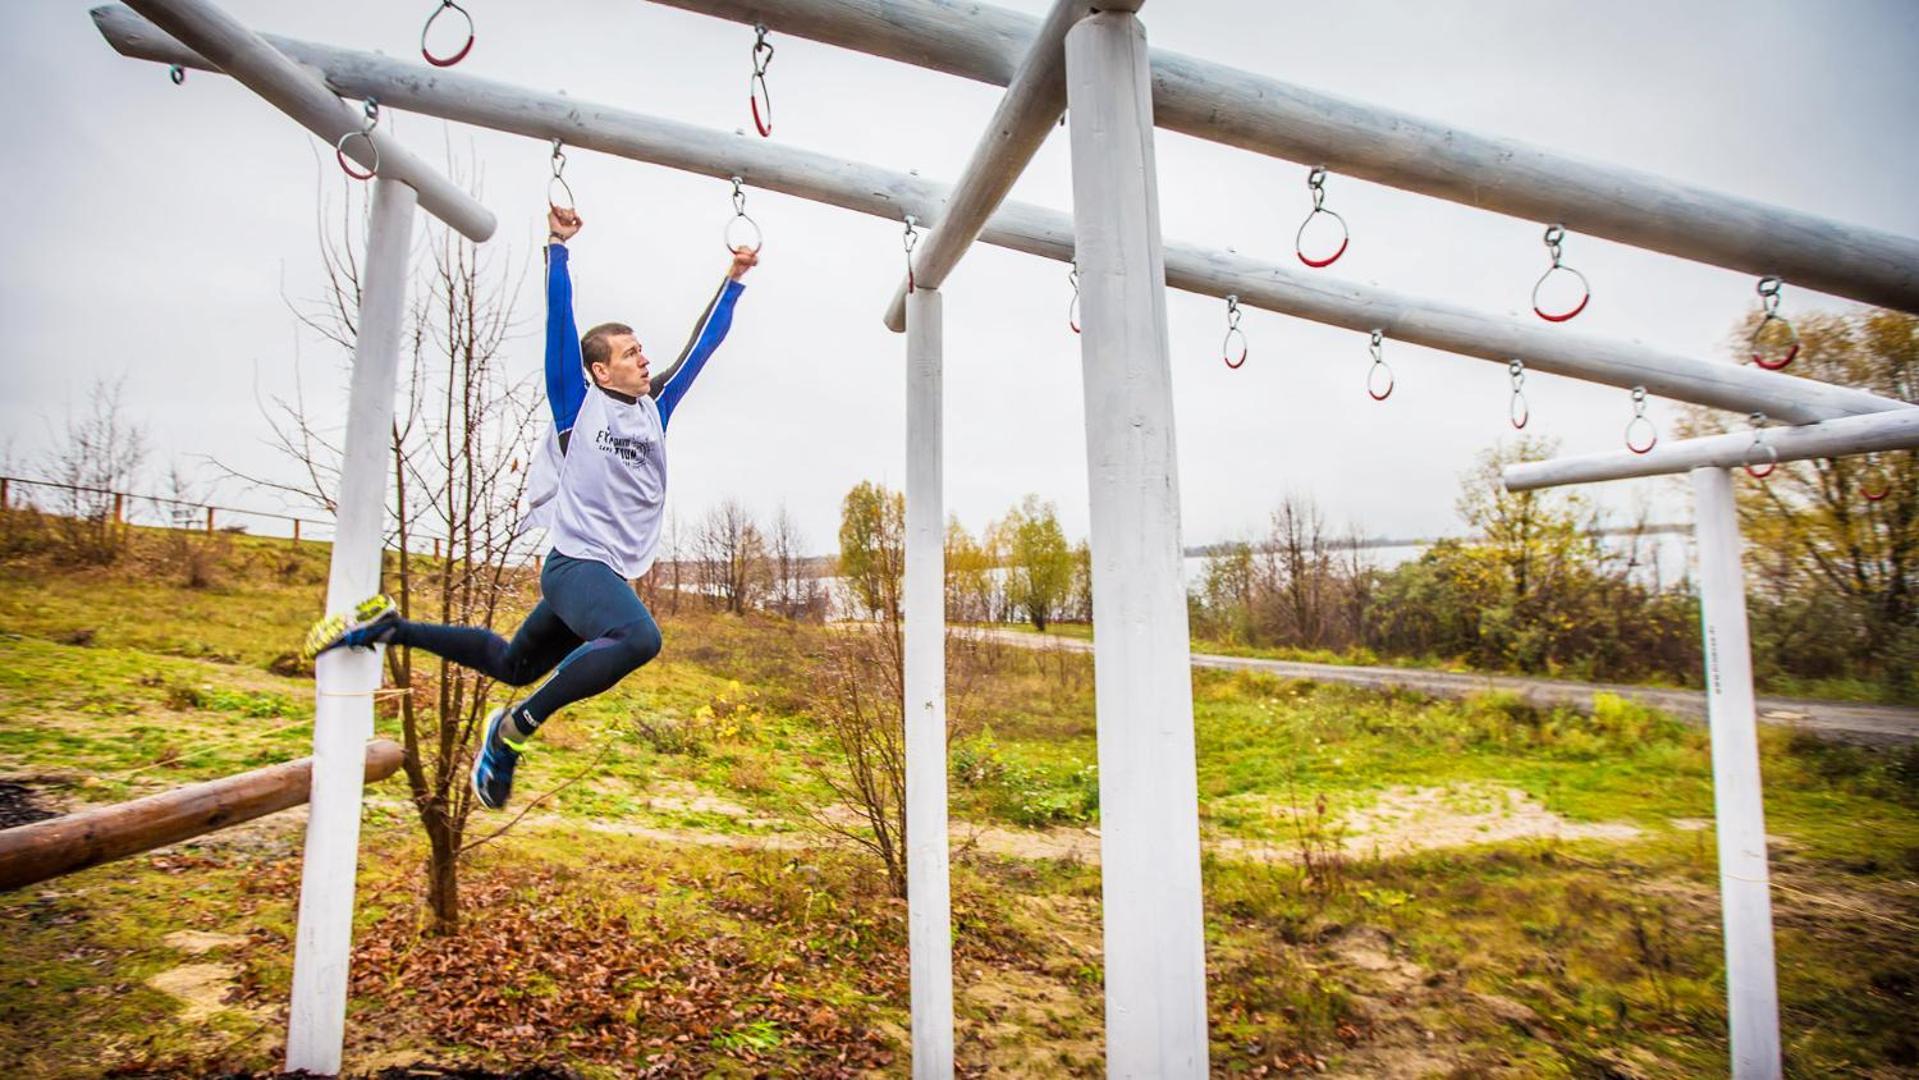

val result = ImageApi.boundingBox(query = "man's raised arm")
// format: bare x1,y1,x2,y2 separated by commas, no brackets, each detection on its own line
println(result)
545,206,587,440
652,247,759,429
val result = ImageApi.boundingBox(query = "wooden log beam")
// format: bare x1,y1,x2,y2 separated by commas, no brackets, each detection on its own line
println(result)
0,740,403,894
879,0,1105,333
90,6,1912,423
644,0,1919,315
1502,408,1919,491
118,0,495,242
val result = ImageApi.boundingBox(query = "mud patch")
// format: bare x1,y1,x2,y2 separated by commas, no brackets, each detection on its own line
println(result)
0,777,65,828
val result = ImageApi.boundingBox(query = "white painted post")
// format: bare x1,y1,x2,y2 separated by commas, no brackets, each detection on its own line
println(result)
285,177,417,1076
1065,10,1210,1077
1690,467,1782,1080
903,287,954,1078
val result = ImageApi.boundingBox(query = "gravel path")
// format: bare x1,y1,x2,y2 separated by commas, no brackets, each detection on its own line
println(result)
977,628,1919,746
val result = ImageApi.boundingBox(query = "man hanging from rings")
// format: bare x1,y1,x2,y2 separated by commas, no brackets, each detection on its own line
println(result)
302,201,759,809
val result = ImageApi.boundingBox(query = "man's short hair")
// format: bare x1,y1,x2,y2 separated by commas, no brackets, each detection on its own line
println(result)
580,322,633,384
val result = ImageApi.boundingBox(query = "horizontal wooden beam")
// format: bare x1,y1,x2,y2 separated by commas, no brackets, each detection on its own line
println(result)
879,0,1097,333
0,740,404,893
1503,409,1919,491
117,0,495,242
90,7,1912,424
646,0,1919,315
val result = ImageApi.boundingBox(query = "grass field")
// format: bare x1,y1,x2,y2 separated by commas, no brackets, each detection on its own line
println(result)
1,527,1915,1077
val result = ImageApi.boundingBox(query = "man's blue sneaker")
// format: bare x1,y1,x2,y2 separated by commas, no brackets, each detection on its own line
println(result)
302,594,401,659
471,707,524,811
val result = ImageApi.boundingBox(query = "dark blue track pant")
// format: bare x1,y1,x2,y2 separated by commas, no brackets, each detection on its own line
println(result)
389,550,660,733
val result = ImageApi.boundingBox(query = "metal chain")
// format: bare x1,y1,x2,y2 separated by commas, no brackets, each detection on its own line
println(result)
1742,412,1778,479
1221,295,1247,368
1543,224,1566,268
903,215,920,293
1508,359,1529,430
1307,166,1328,210
1366,329,1394,401
1624,385,1657,454
749,23,776,137
168,64,186,85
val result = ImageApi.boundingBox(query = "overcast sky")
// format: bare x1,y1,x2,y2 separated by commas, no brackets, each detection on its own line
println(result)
3,0,1916,558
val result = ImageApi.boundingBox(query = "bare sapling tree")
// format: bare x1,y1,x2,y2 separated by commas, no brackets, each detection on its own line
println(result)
766,503,825,620
696,497,768,614
42,376,147,565
230,169,535,931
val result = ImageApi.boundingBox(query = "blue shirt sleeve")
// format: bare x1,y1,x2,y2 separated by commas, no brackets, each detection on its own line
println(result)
653,277,745,430
545,244,587,434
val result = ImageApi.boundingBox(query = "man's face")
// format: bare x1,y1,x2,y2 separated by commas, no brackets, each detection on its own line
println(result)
593,332,651,397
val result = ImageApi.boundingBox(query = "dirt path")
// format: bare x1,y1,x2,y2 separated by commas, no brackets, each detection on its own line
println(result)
977,628,1919,746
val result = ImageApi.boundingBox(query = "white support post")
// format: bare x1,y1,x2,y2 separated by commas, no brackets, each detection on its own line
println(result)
94,7,1911,425
1065,10,1210,1077
1690,467,1783,1080
902,287,954,1079
285,177,417,1077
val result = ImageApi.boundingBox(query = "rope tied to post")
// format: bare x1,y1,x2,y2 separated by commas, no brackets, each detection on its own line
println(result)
1749,276,1800,370
548,139,576,213
420,0,476,67
1532,224,1591,322
1508,359,1530,430
1624,385,1657,454
902,215,920,293
1294,166,1349,268
335,97,381,181
1366,329,1395,400
1221,295,1247,368
724,177,762,254
749,23,776,137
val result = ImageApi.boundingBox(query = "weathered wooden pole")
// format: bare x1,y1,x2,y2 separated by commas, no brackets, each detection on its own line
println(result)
205,505,215,533
642,0,1919,314
880,0,1102,333
285,176,416,1077
1690,468,1783,1079
1504,408,1919,491
93,6,1911,425
1065,8,1209,1075
117,0,493,242
902,287,954,1078
0,741,403,894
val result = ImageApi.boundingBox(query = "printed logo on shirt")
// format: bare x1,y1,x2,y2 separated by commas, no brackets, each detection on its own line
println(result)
594,429,654,467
